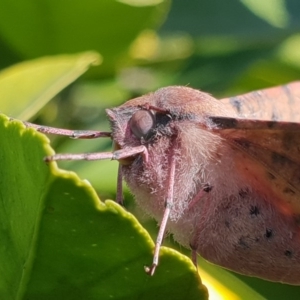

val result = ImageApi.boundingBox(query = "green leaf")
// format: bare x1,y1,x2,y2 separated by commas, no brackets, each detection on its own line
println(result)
0,114,208,300
0,0,170,74
161,0,300,41
240,0,289,28
0,52,101,120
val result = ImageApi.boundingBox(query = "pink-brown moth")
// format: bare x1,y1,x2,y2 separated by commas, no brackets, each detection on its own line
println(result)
22,81,300,285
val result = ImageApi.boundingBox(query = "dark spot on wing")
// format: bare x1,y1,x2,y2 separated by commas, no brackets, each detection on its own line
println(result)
294,214,300,225
283,187,296,195
238,237,250,249
271,152,288,166
267,172,276,180
230,97,242,113
238,188,249,198
267,121,277,129
284,250,293,258
234,138,250,149
264,228,273,239
210,116,238,129
250,205,259,216
203,183,213,193
282,132,295,150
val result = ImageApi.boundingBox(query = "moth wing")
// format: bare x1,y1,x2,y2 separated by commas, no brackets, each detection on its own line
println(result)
220,81,300,121
211,116,300,214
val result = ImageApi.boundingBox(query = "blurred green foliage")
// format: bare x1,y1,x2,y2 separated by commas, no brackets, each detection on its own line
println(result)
1,0,300,299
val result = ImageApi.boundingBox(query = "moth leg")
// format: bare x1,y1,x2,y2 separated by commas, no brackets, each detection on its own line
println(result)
190,243,198,269
189,190,205,209
144,149,176,276
116,164,124,205
188,184,213,209
19,119,111,139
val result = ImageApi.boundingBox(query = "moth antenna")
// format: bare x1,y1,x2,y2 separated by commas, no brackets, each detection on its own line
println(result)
144,141,176,276
19,119,112,139
44,145,148,162
116,164,124,205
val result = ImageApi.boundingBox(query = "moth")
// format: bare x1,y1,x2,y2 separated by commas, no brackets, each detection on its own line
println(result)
22,81,300,285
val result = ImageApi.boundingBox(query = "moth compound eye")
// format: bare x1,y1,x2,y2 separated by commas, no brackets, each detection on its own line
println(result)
129,110,155,139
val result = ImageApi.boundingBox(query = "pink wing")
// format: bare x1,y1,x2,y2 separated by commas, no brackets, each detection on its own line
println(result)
220,81,300,121
212,82,300,213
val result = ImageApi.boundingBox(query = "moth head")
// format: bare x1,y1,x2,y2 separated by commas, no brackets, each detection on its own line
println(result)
106,105,173,166
105,86,235,166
